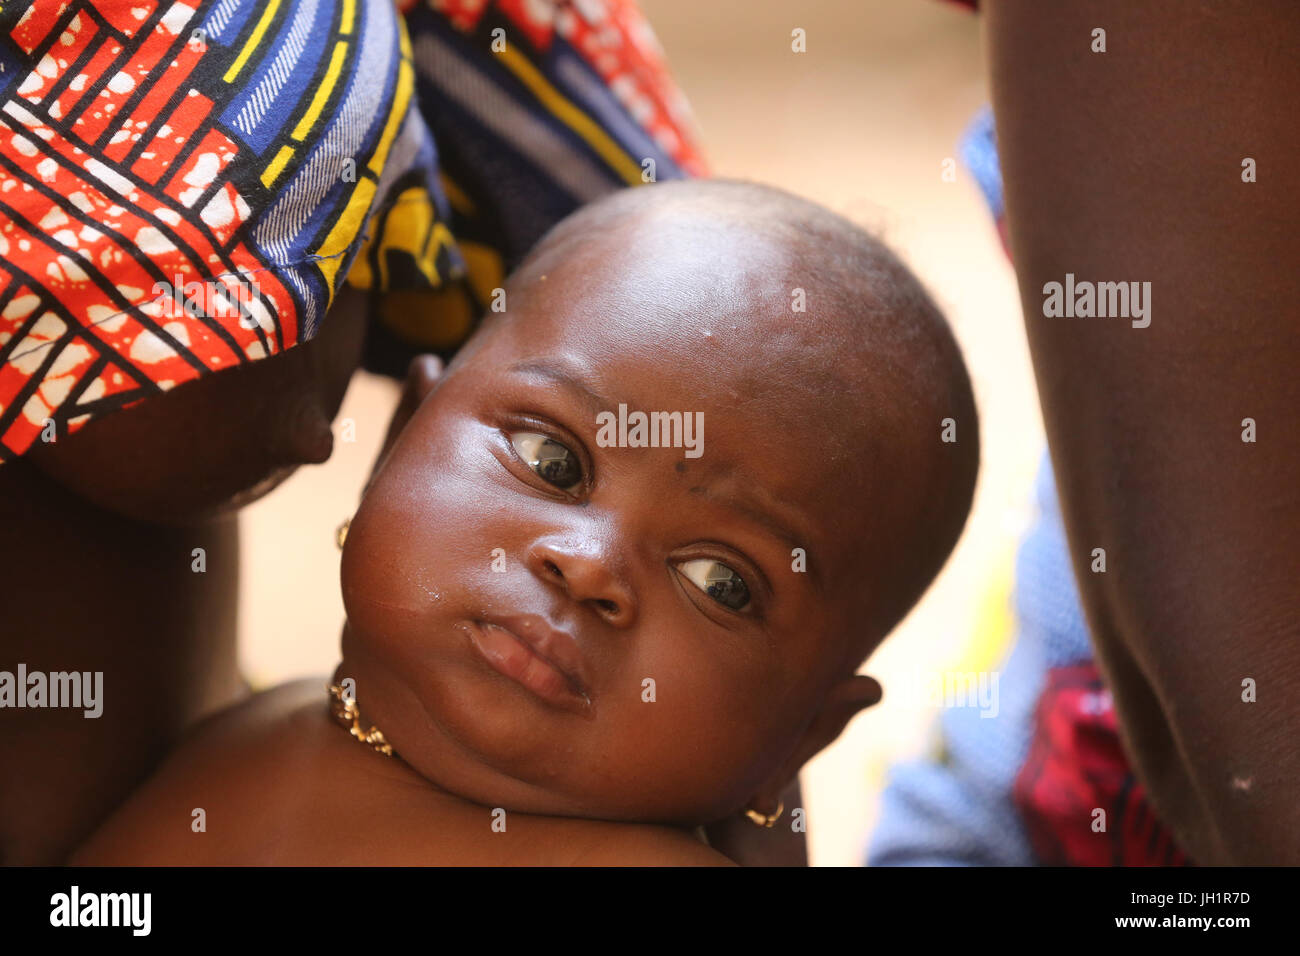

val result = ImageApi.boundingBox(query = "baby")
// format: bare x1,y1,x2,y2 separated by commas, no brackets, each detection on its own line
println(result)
73,180,978,865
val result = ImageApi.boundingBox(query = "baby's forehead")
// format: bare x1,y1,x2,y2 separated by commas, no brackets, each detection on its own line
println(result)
500,233,851,394
488,272,852,437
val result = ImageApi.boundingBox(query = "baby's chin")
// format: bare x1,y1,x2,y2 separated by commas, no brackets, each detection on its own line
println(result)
333,633,768,826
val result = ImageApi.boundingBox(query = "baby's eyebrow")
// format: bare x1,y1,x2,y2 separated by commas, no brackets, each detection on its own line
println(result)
508,360,611,415
686,484,820,589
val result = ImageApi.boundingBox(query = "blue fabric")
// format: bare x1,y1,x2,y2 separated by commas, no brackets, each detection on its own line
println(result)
958,105,1002,221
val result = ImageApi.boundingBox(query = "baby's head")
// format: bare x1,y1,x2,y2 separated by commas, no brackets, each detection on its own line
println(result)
339,179,977,825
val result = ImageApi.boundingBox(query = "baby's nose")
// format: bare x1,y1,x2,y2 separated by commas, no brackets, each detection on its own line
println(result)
527,537,636,628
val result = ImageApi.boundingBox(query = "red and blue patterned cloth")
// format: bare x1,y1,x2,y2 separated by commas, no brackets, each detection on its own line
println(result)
0,0,704,460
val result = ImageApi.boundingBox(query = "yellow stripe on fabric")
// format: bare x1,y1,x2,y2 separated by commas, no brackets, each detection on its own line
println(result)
439,173,475,216
223,0,283,83
260,144,295,187
366,57,413,177
458,239,504,306
339,0,355,35
495,45,643,186
397,12,413,59
374,187,433,289
348,236,374,287
359,187,460,291
292,40,349,141
352,216,457,292
423,222,460,282
315,178,377,302
420,222,457,285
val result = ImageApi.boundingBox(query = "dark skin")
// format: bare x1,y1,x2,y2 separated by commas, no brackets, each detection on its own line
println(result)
72,677,732,866
74,182,977,864
987,0,1300,864
0,285,369,865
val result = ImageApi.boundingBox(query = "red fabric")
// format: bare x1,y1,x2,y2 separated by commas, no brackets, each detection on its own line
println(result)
1014,664,1191,866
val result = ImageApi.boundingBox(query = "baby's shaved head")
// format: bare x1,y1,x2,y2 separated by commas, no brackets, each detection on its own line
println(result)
494,179,979,666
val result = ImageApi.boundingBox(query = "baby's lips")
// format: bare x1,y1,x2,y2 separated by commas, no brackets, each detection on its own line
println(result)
465,618,594,716
481,611,591,695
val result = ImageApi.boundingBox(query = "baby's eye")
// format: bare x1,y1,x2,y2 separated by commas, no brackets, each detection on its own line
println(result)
510,431,583,491
677,558,750,611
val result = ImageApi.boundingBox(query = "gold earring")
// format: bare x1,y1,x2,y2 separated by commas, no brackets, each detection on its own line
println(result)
742,799,784,828
336,517,351,550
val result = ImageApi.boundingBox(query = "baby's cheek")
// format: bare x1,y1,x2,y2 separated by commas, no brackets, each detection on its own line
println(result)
370,417,505,542
598,646,772,806
339,496,435,638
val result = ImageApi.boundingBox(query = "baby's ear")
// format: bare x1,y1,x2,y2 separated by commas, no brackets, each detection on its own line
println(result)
746,673,883,813
368,354,443,485
793,673,883,767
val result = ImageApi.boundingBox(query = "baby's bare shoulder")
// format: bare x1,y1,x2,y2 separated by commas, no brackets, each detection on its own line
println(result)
72,679,334,865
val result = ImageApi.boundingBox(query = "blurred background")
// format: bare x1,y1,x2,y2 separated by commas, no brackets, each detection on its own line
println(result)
239,0,1043,866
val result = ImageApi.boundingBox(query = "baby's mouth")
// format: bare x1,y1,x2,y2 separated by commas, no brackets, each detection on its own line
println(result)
460,617,593,716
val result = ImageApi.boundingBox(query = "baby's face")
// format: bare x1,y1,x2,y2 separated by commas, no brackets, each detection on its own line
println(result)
341,218,875,824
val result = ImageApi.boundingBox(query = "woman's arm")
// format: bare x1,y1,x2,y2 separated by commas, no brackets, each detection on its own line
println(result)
986,0,1300,863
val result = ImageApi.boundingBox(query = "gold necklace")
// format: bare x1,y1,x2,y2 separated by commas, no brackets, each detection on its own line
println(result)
328,683,395,757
